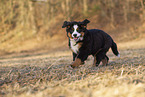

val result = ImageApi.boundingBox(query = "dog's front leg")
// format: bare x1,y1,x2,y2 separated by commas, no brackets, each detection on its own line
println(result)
72,52,77,61
71,58,82,68
71,51,89,68
71,52,81,68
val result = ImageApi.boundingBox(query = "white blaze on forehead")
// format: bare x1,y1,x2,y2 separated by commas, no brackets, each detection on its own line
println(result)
73,25,78,31
72,24,81,37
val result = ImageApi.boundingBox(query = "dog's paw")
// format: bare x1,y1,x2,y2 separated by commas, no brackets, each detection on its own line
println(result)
80,62,85,65
68,65,74,69
70,63,79,68
70,64,76,69
92,64,99,67
70,58,82,68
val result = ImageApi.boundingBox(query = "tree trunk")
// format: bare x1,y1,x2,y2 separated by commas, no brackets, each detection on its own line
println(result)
123,0,129,23
140,0,145,22
83,0,88,16
110,0,115,29
66,0,70,21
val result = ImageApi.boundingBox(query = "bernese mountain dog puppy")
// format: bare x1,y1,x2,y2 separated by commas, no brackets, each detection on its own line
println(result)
62,19,120,68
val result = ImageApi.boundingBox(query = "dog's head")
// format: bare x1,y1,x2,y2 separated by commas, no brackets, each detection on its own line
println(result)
62,19,90,42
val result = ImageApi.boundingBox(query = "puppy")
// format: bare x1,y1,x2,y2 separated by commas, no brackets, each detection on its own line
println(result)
62,19,120,68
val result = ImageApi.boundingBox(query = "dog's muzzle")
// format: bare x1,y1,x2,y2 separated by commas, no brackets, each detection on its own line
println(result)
72,34,79,41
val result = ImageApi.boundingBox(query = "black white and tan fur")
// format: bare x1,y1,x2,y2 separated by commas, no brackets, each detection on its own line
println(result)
62,19,120,68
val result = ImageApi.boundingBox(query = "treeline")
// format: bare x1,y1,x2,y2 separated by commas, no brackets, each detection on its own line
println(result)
0,0,144,42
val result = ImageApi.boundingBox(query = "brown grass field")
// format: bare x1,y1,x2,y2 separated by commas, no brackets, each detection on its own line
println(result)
0,40,145,97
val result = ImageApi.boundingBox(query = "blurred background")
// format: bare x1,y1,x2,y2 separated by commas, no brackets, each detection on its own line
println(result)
0,0,145,56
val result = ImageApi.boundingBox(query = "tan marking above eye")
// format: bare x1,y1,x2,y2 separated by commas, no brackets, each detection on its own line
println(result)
77,28,79,30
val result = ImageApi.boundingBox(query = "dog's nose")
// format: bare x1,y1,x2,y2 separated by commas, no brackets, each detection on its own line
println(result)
73,34,77,37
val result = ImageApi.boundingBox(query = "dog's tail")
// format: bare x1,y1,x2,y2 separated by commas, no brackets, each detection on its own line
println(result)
111,41,120,57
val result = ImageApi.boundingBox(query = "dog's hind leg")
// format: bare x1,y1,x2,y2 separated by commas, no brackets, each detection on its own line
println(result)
101,55,109,66
93,56,97,66
94,50,108,67
93,55,109,67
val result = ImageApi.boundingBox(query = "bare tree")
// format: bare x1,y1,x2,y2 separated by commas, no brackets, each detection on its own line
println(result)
140,0,145,22
66,0,71,21
83,0,88,16
123,0,129,23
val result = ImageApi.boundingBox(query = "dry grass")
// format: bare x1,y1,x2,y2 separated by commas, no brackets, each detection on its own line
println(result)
0,47,145,97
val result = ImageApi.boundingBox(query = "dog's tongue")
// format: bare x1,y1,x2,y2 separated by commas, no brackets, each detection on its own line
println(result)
74,37,78,40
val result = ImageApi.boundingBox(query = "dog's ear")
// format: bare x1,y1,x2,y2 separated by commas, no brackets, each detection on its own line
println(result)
80,19,90,28
62,21,70,28
82,19,90,25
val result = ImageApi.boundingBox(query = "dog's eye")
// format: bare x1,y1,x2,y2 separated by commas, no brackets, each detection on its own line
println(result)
77,28,79,31
71,28,74,30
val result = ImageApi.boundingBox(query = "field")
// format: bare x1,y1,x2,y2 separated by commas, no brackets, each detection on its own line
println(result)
0,41,145,97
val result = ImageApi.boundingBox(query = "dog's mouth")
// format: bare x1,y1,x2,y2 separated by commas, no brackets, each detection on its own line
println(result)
73,37,79,41
73,35,84,41
73,36,81,41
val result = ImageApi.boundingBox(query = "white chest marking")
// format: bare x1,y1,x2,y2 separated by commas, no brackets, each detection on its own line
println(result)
70,39,79,54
